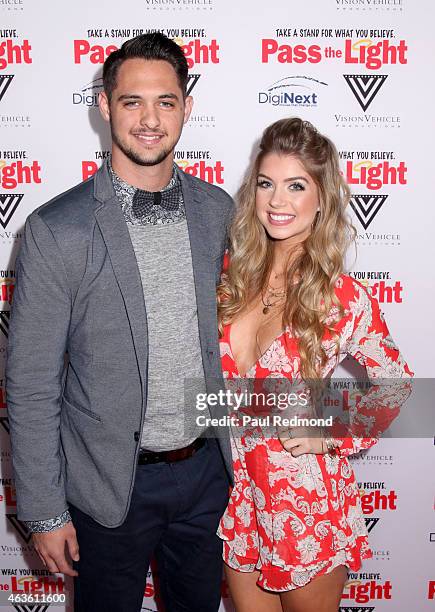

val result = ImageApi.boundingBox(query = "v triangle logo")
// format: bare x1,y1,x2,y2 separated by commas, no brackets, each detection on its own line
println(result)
0,75,14,102
6,513,32,543
339,608,375,612
364,517,380,533
344,74,388,112
186,74,200,96
350,194,388,230
0,310,10,339
13,605,50,612
0,193,24,229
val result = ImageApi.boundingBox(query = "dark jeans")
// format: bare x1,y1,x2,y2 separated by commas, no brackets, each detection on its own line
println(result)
69,439,229,612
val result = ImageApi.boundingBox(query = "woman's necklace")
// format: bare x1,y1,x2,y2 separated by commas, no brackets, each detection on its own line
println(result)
256,291,285,359
261,284,286,315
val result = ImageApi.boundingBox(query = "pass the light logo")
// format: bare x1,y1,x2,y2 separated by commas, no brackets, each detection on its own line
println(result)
176,159,224,184
0,74,13,102
174,36,219,69
8,572,65,605
0,193,23,228
0,38,32,70
342,577,392,603
259,75,327,107
74,37,219,70
344,74,388,111
0,159,42,189
346,160,407,189
350,194,388,229
359,488,397,513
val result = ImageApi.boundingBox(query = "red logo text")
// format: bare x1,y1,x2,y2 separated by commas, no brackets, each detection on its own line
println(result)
0,280,14,305
346,161,407,190
0,39,32,70
360,489,397,514
261,40,322,64
176,160,224,185
0,161,41,189
74,39,220,69
342,579,392,603
344,39,408,70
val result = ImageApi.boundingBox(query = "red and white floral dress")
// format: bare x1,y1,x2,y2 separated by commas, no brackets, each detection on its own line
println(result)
217,275,412,592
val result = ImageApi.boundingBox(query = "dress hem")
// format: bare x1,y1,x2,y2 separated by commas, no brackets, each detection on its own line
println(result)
222,541,373,592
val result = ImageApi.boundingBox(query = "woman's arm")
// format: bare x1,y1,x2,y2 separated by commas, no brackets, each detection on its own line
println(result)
327,280,413,457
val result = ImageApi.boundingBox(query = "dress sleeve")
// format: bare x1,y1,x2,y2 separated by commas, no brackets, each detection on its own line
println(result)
329,281,413,457
222,250,230,273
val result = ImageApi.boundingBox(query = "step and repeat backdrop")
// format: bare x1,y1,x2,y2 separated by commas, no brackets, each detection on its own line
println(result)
0,0,434,610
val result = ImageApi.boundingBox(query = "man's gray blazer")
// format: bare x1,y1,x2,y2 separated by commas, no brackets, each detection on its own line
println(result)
6,162,234,527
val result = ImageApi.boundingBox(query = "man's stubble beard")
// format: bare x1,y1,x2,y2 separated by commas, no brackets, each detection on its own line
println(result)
110,121,179,168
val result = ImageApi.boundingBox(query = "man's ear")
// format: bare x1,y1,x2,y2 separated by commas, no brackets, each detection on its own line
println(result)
99,91,111,123
183,95,193,125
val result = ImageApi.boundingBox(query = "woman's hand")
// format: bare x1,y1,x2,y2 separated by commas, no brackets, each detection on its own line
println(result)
277,426,326,456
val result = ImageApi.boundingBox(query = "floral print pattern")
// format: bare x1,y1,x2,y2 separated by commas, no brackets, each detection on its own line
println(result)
218,275,413,592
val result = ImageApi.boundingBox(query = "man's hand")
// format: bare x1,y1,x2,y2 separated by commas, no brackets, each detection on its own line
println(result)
33,521,79,577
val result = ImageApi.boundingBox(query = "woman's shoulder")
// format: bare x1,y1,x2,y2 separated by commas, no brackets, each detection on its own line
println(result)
334,273,371,301
332,274,376,317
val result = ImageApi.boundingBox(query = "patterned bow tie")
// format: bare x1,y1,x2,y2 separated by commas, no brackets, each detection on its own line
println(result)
132,181,181,219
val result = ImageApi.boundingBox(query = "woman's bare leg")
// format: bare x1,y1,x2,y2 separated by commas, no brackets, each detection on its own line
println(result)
279,565,348,612
224,564,283,612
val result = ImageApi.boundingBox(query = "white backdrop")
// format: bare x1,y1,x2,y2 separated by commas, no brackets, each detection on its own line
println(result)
0,0,434,610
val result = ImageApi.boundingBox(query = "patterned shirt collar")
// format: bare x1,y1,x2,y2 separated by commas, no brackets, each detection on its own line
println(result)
109,161,185,226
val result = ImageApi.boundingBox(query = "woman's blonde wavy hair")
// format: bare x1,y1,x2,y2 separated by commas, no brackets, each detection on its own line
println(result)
217,117,355,381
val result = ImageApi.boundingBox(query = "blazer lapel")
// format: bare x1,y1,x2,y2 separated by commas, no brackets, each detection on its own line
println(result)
93,165,148,400
179,170,220,359
179,172,231,468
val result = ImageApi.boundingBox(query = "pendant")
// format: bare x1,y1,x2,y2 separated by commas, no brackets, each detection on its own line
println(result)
262,306,269,315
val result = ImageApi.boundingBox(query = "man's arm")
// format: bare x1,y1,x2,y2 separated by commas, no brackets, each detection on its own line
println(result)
6,211,78,575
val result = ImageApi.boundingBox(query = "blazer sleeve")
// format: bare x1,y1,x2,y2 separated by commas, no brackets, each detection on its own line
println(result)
6,211,72,521
329,282,413,457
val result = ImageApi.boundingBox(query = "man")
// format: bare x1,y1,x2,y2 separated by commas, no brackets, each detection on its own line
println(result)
6,33,233,612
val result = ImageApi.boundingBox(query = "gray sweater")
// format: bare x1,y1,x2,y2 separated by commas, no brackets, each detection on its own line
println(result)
128,219,207,451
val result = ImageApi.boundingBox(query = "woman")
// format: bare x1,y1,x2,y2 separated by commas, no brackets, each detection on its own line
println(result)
217,118,412,612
